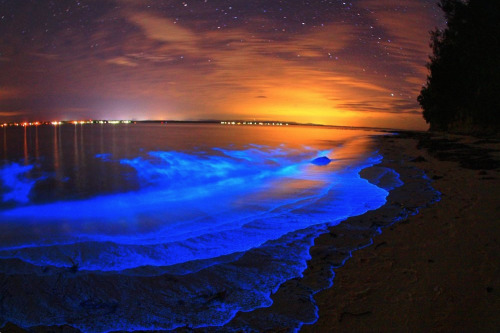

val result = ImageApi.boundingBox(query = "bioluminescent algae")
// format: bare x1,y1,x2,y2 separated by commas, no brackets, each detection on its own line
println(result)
0,127,406,332
0,145,388,272
0,163,35,204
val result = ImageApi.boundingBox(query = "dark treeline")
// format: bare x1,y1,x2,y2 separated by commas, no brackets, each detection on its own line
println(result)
418,0,500,135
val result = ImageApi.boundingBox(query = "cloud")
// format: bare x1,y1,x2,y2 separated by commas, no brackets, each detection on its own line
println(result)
358,0,442,81
106,56,138,67
126,12,199,54
323,75,391,94
0,87,21,100
0,111,24,116
0,0,441,129
336,99,422,115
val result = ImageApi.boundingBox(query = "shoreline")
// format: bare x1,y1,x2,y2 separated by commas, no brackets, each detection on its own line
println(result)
302,132,500,332
2,131,499,332
215,132,441,331
216,131,499,332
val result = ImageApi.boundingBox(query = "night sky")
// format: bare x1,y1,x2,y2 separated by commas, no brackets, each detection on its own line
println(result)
0,0,444,129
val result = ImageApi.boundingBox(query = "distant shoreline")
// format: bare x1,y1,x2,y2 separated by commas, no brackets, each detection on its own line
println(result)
1,119,418,134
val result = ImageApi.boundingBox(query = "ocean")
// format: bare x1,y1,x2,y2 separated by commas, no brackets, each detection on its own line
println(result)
0,123,401,331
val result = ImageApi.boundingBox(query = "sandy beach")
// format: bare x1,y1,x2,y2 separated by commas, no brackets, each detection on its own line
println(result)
2,131,499,333
216,131,500,332
302,132,500,332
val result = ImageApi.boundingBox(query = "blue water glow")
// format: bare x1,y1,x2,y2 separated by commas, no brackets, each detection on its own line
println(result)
0,163,35,204
0,145,388,274
0,126,409,332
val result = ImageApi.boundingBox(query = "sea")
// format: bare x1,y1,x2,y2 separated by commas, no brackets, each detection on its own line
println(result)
0,123,402,331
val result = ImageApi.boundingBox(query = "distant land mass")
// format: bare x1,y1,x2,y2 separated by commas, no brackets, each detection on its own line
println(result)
1,119,406,134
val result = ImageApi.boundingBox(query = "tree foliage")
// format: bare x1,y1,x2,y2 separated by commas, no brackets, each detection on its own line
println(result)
418,0,500,134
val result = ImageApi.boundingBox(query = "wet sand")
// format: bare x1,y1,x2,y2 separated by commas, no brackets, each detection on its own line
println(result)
217,131,499,332
301,132,500,332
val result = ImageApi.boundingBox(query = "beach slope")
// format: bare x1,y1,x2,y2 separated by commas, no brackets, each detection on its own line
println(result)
303,132,500,332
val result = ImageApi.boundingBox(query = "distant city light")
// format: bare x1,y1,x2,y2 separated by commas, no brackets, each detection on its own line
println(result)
220,121,288,126
1,120,289,127
0,120,135,127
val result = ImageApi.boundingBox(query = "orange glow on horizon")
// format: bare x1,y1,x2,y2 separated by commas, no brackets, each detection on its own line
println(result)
0,0,443,130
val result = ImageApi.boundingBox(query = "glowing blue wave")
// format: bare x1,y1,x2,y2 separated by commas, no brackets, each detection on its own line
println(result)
0,163,35,204
0,145,388,273
0,137,405,332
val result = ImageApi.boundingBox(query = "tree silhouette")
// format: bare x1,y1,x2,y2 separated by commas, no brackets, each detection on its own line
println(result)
418,0,500,134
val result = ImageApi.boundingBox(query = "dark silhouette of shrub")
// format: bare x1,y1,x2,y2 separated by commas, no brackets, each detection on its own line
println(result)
418,0,500,135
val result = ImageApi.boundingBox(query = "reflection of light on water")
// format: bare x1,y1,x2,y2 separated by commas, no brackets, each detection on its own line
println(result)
35,125,39,163
2,127,6,160
53,124,62,178
23,126,28,165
